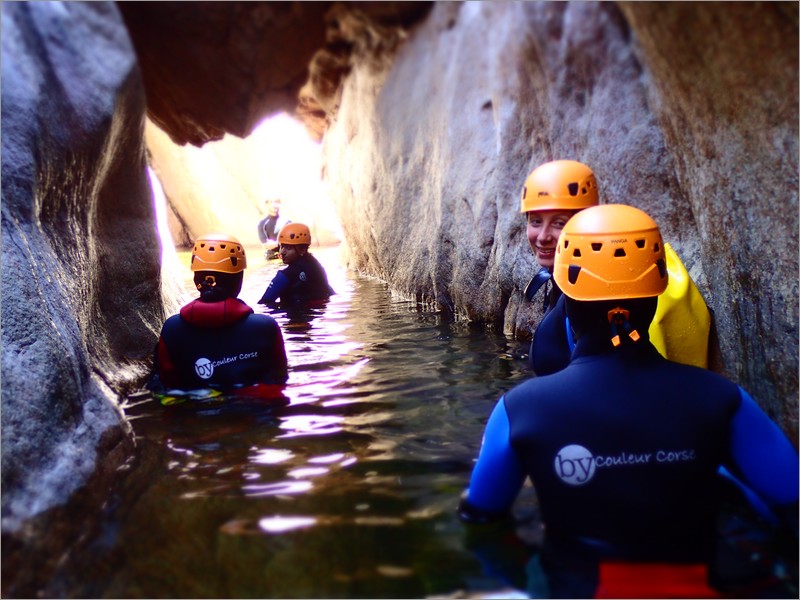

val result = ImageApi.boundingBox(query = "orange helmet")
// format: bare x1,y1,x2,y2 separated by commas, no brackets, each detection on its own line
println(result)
553,204,668,301
190,233,247,273
520,160,599,213
278,223,311,246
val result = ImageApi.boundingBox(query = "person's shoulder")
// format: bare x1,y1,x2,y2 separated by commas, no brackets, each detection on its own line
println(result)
304,252,327,269
662,357,738,388
160,312,187,339
162,310,187,327
504,374,552,403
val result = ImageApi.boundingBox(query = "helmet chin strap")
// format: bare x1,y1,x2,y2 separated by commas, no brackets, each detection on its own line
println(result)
607,307,641,347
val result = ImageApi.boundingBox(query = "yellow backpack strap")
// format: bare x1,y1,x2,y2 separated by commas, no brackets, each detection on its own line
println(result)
648,243,711,368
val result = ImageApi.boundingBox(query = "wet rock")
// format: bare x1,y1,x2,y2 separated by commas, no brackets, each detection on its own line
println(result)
117,2,333,147
618,1,798,430
118,2,432,146
1,2,161,532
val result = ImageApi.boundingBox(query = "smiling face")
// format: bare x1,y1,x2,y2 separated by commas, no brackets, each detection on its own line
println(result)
526,209,576,270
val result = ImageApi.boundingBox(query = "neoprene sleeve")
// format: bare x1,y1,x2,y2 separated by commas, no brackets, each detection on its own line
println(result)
259,271,289,304
728,388,799,505
465,397,525,514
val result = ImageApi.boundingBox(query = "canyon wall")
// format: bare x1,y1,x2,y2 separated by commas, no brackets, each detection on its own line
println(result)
1,2,161,532
321,1,798,431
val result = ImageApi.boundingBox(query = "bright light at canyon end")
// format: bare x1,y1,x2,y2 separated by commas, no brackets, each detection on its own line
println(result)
147,112,341,252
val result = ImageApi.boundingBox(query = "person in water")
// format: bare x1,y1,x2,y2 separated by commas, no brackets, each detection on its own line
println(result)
520,160,599,374
257,197,290,260
459,205,798,589
258,222,334,308
523,160,713,375
151,233,288,392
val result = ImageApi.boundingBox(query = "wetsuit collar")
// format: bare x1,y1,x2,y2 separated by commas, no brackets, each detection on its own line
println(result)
572,329,661,362
180,297,253,328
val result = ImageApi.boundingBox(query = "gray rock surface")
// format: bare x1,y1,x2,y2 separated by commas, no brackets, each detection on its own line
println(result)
1,2,161,531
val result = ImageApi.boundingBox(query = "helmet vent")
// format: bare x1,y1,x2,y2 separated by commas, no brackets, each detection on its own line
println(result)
591,242,603,252
635,239,646,249
657,258,666,278
568,265,581,284
564,240,570,249
573,248,582,257
567,182,579,196
654,242,660,252
219,244,227,249
614,248,626,257
230,257,238,267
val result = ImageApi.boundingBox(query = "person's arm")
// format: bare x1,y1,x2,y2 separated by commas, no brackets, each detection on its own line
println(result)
727,388,799,530
153,337,181,388
459,397,527,523
258,272,289,304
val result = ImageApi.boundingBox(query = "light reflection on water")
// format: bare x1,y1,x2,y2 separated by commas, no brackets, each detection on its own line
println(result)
59,246,535,599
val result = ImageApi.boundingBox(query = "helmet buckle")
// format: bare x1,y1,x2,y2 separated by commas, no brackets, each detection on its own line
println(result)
608,307,640,347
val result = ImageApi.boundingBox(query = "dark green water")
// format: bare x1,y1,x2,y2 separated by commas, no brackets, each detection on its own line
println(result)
56,247,534,598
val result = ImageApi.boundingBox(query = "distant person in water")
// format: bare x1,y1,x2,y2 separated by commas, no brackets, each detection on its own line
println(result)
257,198,290,260
459,205,798,590
150,233,288,393
258,223,334,308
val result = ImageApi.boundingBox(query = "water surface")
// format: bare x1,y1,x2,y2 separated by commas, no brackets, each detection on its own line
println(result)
67,246,533,598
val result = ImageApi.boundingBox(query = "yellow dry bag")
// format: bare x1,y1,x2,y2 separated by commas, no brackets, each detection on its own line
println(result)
648,243,711,368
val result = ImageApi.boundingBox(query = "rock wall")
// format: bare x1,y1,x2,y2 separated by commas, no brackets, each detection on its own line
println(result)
1,3,162,532
322,2,798,434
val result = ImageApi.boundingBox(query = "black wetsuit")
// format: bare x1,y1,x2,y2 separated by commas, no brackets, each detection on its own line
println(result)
460,334,799,559
257,215,288,244
530,293,572,375
525,267,570,374
153,297,288,389
258,253,334,307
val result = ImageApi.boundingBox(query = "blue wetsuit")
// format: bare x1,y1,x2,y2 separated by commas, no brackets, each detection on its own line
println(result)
258,252,334,307
154,297,288,390
462,336,799,558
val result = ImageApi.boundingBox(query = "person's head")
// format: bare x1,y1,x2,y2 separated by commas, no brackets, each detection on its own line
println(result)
190,233,247,302
277,222,311,265
520,160,599,269
552,204,668,348
265,198,282,217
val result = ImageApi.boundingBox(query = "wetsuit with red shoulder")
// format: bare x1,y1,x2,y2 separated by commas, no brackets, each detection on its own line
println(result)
154,297,288,390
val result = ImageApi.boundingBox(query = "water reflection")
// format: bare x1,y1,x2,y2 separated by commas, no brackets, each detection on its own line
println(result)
52,247,535,598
